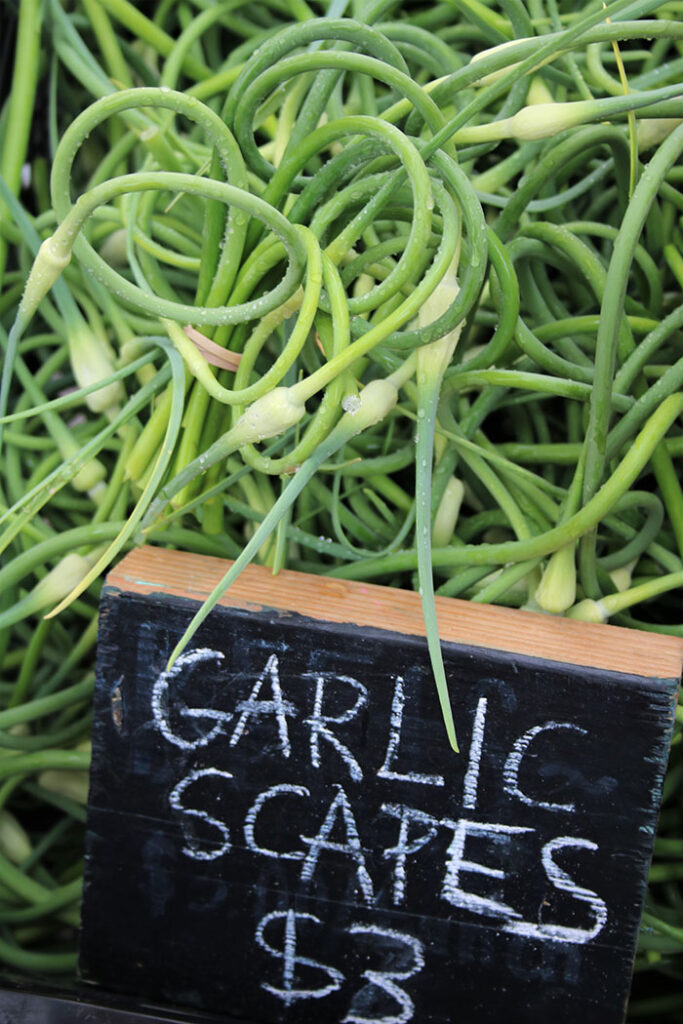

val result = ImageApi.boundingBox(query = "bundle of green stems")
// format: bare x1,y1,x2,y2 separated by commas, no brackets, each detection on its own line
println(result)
0,0,682,1015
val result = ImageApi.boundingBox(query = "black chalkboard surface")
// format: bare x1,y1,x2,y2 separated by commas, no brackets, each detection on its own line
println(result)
80,546,683,1024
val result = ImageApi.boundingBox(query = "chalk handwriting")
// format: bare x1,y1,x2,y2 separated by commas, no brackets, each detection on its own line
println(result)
169,767,233,861
255,913,425,1022
462,697,488,810
504,836,607,944
503,722,588,812
381,803,440,906
377,677,445,787
152,648,231,750
343,924,425,1024
256,909,343,1006
154,637,611,1019
441,818,534,919
300,785,374,905
230,653,296,758
244,784,308,860
305,673,367,782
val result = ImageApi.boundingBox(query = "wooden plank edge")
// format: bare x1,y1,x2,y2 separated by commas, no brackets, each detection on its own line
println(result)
0,977,250,1023
105,546,683,682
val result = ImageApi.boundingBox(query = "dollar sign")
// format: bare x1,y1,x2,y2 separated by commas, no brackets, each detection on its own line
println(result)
255,909,344,1006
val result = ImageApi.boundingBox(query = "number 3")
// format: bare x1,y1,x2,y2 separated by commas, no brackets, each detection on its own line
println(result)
343,924,425,1024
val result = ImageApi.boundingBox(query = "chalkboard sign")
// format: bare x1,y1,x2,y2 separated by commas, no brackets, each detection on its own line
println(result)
80,546,683,1024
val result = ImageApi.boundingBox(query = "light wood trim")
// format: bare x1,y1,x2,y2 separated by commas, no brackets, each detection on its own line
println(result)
106,546,683,681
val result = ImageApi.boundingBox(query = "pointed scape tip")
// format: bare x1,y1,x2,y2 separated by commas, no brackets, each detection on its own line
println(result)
445,715,459,754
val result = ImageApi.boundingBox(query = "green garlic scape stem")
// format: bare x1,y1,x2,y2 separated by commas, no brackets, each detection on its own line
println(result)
166,359,416,668
453,83,683,145
1,1,683,974
0,0,43,289
332,394,683,579
414,254,465,752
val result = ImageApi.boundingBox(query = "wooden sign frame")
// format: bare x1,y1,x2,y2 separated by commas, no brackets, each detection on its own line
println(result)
79,546,683,1024
0,978,248,1024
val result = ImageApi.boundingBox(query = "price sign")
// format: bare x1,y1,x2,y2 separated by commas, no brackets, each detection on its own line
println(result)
80,546,682,1024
